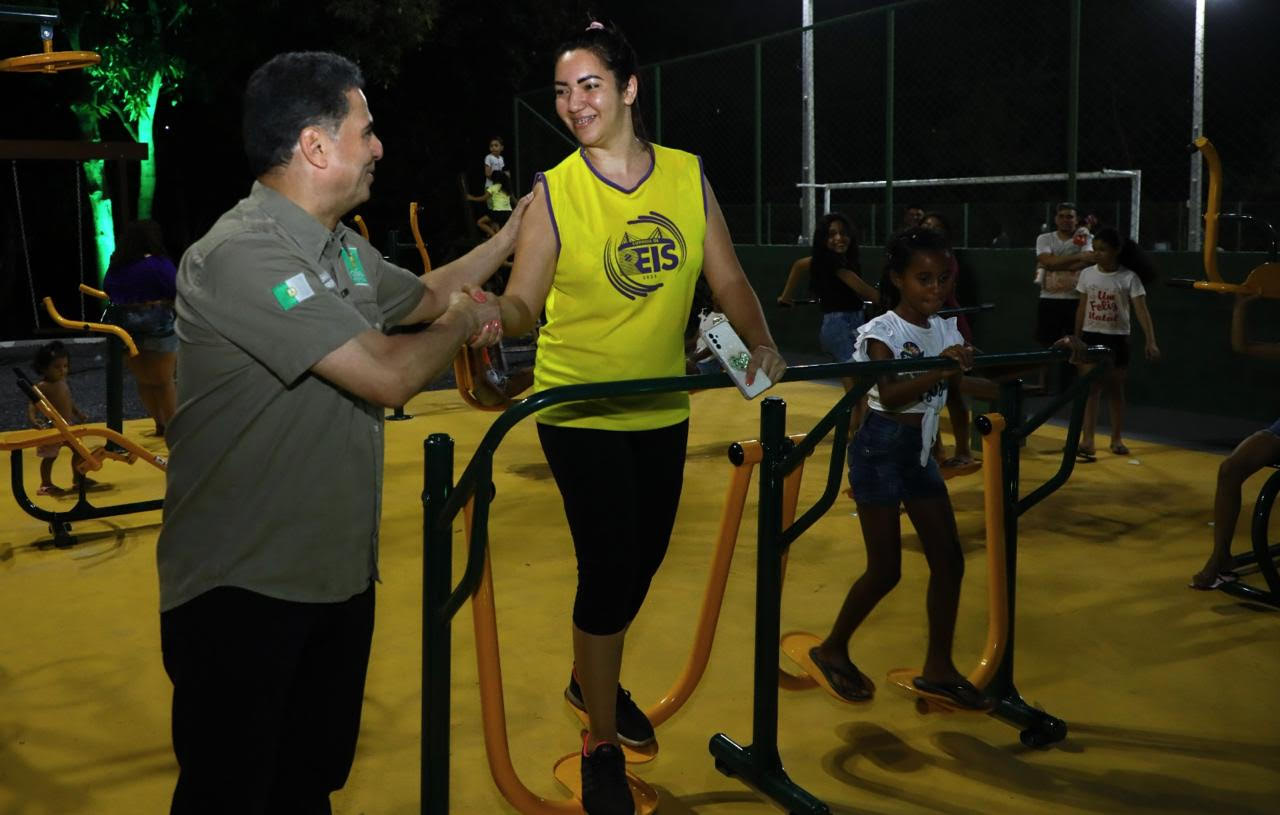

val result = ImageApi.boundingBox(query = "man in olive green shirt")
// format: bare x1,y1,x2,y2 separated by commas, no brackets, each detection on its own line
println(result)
157,52,525,813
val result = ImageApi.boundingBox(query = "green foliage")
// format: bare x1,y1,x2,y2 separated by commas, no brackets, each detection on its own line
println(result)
77,0,188,133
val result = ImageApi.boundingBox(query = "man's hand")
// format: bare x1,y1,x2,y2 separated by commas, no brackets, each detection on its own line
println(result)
494,192,534,249
447,285,502,348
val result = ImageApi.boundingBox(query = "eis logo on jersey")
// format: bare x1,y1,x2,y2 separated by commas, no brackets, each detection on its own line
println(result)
603,211,687,300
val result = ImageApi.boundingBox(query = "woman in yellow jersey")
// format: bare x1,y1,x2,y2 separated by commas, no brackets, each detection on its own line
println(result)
496,21,787,815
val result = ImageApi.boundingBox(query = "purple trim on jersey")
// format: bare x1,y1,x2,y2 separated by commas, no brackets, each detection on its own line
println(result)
1267,417,1280,438
577,143,655,194
696,154,708,218
536,172,560,254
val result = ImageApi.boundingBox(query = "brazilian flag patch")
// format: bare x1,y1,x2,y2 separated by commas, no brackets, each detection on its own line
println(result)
272,273,315,311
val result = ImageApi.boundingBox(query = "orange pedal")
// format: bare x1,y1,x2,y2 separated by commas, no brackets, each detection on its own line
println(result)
780,631,875,704
552,750,660,814
885,667,992,714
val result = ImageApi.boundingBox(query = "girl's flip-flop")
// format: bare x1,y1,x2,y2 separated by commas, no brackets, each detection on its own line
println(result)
1188,571,1238,590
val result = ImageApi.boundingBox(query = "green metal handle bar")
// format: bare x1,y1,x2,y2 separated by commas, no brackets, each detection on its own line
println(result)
1015,355,1111,515
436,347,1093,624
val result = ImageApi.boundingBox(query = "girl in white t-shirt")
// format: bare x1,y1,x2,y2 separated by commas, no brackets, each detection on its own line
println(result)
483,136,505,188
1072,226,1160,459
807,227,988,710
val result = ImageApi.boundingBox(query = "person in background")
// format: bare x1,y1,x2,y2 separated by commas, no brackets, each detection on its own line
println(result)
104,219,179,437
1190,293,1280,590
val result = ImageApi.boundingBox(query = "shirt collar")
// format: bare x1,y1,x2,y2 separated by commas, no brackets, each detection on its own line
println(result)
249,181,346,262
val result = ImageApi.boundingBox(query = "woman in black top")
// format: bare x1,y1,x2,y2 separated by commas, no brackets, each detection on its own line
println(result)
810,212,879,392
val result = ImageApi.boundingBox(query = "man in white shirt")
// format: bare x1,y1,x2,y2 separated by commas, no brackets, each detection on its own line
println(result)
1033,202,1096,347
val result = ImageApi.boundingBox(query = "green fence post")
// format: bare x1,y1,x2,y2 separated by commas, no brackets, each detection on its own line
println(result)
884,9,895,241
422,433,455,815
512,96,520,195
1067,0,1081,202
755,41,763,245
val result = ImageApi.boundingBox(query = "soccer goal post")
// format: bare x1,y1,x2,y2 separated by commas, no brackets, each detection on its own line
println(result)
799,169,1142,244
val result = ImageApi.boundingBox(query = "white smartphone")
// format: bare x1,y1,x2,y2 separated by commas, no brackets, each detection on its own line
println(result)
700,317,772,399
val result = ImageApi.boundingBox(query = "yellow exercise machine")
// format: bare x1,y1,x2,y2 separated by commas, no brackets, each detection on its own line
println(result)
775,413,1009,713
0,5,98,73
463,435,812,813
3,367,165,548
1174,137,1280,298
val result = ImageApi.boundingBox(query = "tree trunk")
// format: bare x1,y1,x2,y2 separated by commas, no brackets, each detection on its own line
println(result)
72,105,115,283
135,70,162,220
67,22,114,282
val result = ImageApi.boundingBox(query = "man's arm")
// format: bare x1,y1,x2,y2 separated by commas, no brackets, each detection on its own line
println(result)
311,290,499,407
397,193,533,325
1038,251,1097,272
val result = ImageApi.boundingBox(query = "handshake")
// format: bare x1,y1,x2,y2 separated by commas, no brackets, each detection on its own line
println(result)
449,284,504,348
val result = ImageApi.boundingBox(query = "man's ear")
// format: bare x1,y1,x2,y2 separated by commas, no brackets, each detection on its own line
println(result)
298,125,329,169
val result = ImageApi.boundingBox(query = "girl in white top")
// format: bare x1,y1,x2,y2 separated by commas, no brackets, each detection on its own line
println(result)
1072,225,1160,459
807,227,988,710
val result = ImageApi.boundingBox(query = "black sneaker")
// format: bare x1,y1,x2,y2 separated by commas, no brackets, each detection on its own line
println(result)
580,740,636,815
565,673,656,748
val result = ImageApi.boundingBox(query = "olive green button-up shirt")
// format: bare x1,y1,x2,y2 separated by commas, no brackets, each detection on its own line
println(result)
157,182,424,612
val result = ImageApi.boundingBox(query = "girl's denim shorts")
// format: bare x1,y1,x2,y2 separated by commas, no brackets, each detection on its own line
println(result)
848,411,948,506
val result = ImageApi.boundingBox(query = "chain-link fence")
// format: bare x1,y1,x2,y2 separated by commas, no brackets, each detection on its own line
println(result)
514,0,1279,250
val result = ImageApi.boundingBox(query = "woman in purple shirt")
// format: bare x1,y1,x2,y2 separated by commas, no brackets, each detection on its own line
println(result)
104,220,178,437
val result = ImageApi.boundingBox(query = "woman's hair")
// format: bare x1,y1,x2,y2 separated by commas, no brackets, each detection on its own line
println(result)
810,212,860,277
489,169,510,189
109,220,168,270
1092,225,1157,284
878,226,951,311
33,340,69,375
555,20,648,142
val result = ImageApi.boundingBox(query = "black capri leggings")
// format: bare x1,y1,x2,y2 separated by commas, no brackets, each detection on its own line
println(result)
537,419,689,636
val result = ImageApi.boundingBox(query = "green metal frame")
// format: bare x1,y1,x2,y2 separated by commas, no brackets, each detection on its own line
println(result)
420,347,1110,813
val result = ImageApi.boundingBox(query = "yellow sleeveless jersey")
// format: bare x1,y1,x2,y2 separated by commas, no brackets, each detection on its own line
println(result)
534,143,707,430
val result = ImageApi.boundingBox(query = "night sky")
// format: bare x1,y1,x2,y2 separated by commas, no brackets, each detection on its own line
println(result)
3,0,1278,337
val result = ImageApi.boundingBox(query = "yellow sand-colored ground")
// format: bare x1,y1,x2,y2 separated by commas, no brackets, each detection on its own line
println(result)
2,382,1277,814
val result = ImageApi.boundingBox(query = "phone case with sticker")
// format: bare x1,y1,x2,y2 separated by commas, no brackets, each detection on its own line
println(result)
700,318,771,399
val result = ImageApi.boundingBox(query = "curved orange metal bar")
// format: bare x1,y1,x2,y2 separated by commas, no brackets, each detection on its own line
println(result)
467,498,585,814
78,283,108,301
466,434,811,809
1191,137,1224,284
453,348,509,412
42,296,139,357
968,413,1009,688
409,202,433,272
352,214,370,241
7,382,166,473
649,435,817,720
0,49,99,73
